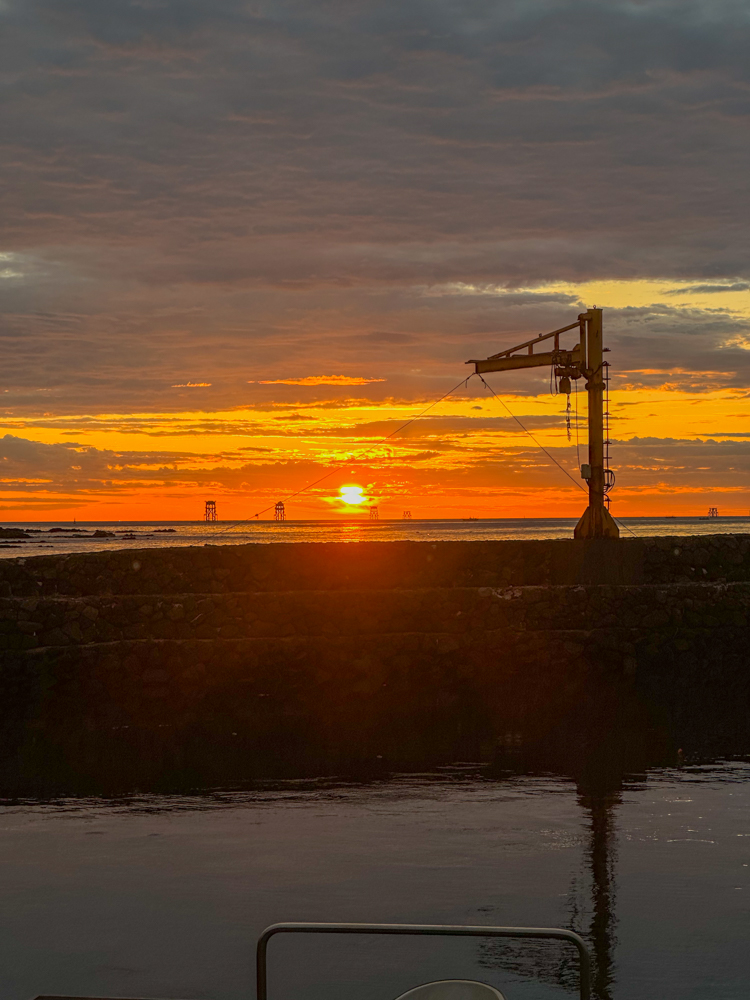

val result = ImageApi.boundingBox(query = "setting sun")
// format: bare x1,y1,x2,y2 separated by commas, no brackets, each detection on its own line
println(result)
339,486,365,505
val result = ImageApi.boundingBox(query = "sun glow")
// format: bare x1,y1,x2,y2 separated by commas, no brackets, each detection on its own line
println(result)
339,485,365,505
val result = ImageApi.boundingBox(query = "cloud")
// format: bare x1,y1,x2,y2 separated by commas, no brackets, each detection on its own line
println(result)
666,283,750,295
171,382,212,387
287,413,570,439
255,376,387,386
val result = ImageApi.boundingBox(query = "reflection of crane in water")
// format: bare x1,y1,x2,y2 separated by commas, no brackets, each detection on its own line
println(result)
575,783,620,1000
477,783,619,999
477,784,619,998
476,679,668,997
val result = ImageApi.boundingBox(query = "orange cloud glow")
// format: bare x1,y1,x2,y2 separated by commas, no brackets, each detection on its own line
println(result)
4,375,750,523
254,376,386,386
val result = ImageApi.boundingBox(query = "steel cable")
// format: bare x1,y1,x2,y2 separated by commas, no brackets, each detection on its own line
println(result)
215,374,477,532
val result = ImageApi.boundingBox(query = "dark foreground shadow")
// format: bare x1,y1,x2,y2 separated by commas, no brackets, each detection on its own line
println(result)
0,662,747,799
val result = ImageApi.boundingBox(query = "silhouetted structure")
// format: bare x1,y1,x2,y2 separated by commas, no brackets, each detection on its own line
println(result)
468,308,618,538
274,501,285,521
402,510,412,519
204,500,217,521
369,506,379,520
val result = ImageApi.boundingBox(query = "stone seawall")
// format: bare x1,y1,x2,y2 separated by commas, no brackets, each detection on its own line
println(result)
2,533,750,597
2,582,750,649
0,535,749,794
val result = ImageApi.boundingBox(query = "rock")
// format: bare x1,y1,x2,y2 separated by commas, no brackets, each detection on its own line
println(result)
0,528,29,538
15,621,41,635
39,628,70,646
63,621,84,641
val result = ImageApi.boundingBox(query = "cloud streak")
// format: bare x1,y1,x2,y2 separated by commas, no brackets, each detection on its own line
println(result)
255,376,386,386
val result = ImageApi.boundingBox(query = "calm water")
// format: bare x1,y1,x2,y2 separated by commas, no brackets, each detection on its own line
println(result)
3,516,750,558
1,764,748,1000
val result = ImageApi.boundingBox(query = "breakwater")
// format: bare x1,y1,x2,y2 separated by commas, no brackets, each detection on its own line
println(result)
1,535,749,794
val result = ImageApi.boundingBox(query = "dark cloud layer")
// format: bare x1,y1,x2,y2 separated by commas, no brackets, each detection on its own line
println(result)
1,1,749,413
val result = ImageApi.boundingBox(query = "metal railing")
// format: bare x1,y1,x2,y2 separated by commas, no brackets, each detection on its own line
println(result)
33,922,592,1000
256,922,592,1000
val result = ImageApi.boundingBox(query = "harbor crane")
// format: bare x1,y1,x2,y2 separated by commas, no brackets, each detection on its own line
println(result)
467,307,619,539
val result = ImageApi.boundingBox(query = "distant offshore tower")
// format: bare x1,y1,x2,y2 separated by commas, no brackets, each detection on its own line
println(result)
275,501,286,521
369,505,379,520
402,510,412,519
204,500,217,522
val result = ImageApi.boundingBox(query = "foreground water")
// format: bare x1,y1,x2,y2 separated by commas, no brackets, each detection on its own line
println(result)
3,516,750,558
1,762,748,1000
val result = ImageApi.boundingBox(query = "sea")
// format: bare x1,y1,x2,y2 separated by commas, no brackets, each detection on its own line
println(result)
2,515,750,558
0,766,748,1000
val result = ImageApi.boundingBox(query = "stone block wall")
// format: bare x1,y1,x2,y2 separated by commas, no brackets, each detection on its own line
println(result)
2,581,750,652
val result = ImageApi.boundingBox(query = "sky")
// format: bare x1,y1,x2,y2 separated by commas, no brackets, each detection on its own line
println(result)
2,0,750,521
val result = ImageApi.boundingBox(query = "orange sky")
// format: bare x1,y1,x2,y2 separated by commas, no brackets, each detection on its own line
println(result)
3,279,750,521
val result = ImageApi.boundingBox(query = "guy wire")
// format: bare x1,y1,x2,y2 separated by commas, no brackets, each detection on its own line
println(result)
214,368,638,538
479,373,637,536
477,374,588,495
215,374,477,532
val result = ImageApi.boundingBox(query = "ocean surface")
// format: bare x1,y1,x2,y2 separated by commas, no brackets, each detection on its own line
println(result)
3,516,750,558
0,763,748,1000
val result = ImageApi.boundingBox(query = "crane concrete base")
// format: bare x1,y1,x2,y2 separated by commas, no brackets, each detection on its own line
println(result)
574,504,620,540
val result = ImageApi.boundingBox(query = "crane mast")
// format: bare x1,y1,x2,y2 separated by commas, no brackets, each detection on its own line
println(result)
467,308,619,539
